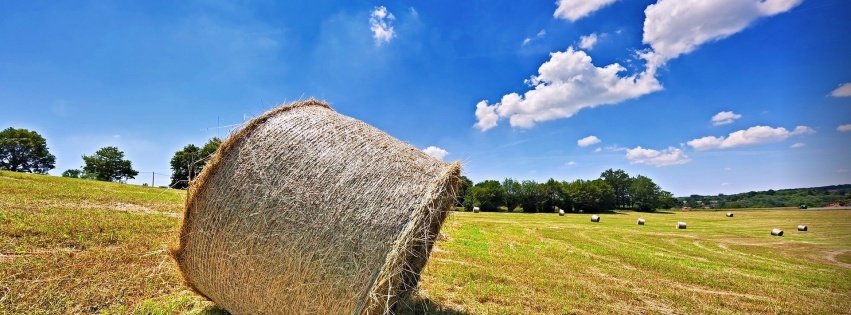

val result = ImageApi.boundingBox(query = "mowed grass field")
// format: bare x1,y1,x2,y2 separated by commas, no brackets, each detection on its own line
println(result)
2,170,850,314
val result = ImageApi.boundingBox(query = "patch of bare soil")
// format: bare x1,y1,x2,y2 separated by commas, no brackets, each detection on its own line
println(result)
825,250,851,269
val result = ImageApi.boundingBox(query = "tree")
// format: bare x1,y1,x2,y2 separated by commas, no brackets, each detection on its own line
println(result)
567,179,615,212
518,180,543,212
82,146,138,182
502,178,521,212
456,176,473,207
0,127,56,174
61,169,81,178
600,168,631,209
630,175,662,211
468,180,505,212
169,137,221,189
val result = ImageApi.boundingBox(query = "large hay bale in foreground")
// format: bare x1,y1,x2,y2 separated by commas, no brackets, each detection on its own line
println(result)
170,100,462,315
591,215,600,222
771,228,784,236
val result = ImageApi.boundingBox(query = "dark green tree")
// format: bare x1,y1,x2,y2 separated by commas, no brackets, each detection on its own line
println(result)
469,180,506,212
567,179,615,212
456,175,473,207
518,180,543,212
82,146,139,182
169,137,221,189
502,178,521,212
61,169,82,178
0,127,56,174
630,175,662,211
600,168,631,209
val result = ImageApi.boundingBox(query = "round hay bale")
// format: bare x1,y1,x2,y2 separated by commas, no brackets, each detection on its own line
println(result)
591,215,600,222
472,206,480,213
558,209,565,216
637,218,645,225
169,100,462,315
797,225,808,231
676,222,687,229
578,209,584,213
771,228,784,236
726,212,733,217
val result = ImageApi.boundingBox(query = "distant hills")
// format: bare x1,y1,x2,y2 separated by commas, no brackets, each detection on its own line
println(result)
677,184,851,209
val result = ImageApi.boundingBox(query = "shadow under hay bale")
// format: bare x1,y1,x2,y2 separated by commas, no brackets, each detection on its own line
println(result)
677,222,687,229
591,215,600,222
771,228,784,236
726,212,734,217
637,218,645,225
169,100,462,315
798,225,808,231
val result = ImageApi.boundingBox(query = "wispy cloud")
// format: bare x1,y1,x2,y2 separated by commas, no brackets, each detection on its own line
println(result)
554,0,618,22
625,146,690,167
790,142,805,148
578,33,598,50
370,6,395,45
711,111,742,126
577,135,601,147
688,125,814,150
522,29,546,46
566,161,577,166
837,124,851,132
830,83,851,97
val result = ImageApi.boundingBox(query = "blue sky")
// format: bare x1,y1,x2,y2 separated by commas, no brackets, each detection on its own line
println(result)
1,0,849,196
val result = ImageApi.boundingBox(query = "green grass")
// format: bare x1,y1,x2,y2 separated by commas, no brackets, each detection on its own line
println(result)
2,170,850,314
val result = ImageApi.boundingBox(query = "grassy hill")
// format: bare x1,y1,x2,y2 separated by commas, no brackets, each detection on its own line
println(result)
2,170,850,314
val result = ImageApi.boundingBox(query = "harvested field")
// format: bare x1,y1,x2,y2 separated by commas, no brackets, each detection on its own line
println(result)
2,171,850,314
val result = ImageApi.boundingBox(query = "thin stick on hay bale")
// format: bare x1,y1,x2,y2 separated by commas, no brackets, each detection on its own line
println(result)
169,99,462,315
677,222,687,229
472,206,480,213
726,212,734,217
558,208,565,216
637,218,645,225
771,228,784,236
797,225,808,231
591,215,600,222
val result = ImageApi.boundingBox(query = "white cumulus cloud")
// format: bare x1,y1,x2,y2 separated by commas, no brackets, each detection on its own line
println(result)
577,135,601,147
473,47,661,131
579,33,598,50
838,124,851,132
625,146,690,167
687,125,814,150
422,146,449,160
642,0,802,71
555,0,618,22
790,142,805,148
711,111,742,126
830,83,851,97
370,6,395,45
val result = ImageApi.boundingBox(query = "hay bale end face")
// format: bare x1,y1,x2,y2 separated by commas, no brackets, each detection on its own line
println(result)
637,218,645,225
169,100,462,315
591,215,600,222
771,228,784,236
558,209,565,216
726,212,734,217
677,222,687,229
797,225,808,231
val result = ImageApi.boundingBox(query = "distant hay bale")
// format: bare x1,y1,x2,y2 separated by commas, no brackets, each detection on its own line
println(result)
771,228,784,236
726,212,733,217
169,100,462,315
591,215,600,222
797,225,808,231
472,206,480,213
578,209,584,213
637,218,645,225
677,222,687,229
558,208,565,216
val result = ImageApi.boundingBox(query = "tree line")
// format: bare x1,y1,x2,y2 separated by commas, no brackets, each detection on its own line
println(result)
457,169,677,213
679,184,851,209
0,127,220,188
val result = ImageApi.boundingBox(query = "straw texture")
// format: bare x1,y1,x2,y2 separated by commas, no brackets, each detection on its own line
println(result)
170,99,461,315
